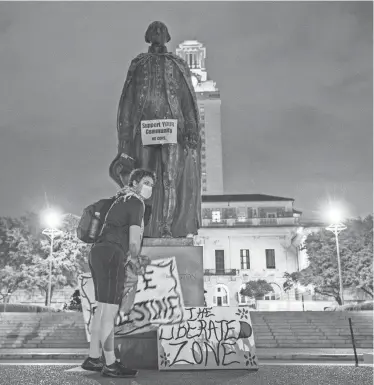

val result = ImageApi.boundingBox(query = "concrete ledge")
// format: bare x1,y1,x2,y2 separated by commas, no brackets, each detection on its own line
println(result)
363,352,373,364
142,238,194,246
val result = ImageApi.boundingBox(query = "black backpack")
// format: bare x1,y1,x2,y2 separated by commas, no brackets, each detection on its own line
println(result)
77,197,116,243
77,196,152,244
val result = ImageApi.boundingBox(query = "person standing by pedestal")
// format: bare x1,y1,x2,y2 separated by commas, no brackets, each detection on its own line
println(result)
81,168,155,378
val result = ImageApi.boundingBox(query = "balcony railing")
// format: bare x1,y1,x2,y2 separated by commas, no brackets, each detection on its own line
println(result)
202,217,299,227
204,269,239,276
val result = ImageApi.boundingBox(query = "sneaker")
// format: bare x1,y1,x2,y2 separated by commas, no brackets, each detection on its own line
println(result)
81,356,105,372
101,361,138,378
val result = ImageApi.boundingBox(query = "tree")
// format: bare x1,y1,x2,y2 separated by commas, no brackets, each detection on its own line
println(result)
0,214,39,302
343,215,373,297
240,280,273,299
25,214,90,306
284,215,373,305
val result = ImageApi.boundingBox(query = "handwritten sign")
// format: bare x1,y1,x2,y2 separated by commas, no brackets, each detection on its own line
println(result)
79,257,184,341
141,119,177,145
115,257,184,336
157,307,258,371
79,273,96,342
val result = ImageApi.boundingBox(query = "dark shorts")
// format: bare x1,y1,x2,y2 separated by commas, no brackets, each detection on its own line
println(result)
88,242,126,305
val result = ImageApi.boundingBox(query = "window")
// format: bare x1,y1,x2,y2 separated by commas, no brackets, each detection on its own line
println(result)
265,249,276,269
240,249,250,269
215,250,225,273
267,213,276,218
212,210,221,222
239,293,252,305
213,284,229,306
237,207,247,221
264,293,278,300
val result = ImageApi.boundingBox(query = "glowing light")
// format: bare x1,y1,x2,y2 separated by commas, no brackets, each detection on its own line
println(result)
42,209,62,229
326,207,343,224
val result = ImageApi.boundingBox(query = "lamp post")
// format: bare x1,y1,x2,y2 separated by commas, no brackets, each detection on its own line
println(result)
325,208,347,306
41,210,63,309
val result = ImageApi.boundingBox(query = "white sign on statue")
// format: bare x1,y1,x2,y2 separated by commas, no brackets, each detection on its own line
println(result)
141,119,177,145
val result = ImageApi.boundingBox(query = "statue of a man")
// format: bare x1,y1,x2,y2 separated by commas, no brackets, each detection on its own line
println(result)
109,21,201,238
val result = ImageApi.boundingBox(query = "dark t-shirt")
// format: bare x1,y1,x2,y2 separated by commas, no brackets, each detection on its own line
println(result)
96,196,144,253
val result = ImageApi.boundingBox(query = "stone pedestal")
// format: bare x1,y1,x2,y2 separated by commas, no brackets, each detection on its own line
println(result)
115,238,204,369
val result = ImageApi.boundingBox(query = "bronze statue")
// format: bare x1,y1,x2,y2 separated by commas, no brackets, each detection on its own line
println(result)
109,21,201,238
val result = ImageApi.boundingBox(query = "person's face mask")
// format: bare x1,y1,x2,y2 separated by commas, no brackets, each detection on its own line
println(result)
140,184,153,200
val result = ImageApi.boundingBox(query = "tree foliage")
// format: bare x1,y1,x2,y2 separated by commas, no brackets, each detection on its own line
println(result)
240,279,274,299
0,212,90,305
0,214,40,302
284,215,373,305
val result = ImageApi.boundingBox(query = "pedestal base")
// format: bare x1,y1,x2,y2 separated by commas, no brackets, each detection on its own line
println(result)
116,238,204,369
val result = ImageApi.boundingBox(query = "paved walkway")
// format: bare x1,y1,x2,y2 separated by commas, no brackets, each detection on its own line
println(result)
0,348,372,361
0,362,373,385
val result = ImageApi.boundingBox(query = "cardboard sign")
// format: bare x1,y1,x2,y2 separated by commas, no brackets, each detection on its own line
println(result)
79,257,185,340
78,273,96,342
141,119,177,145
158,306,258,371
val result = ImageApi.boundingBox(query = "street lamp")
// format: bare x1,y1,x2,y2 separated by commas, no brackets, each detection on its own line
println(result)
325,207,347,306
41,209,63,308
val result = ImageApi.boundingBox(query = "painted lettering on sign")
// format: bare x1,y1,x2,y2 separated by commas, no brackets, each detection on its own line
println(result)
80,257,184,339
158,307,258,371
115,257,184,336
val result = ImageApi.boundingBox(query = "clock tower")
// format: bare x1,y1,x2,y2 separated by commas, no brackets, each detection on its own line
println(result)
176,40,224,195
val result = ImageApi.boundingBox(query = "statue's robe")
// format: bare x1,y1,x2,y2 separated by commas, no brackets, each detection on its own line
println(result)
115,49,201,237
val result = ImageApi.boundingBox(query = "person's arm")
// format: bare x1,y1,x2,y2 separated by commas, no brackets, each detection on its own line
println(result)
126,198,145,260
129,225,142,259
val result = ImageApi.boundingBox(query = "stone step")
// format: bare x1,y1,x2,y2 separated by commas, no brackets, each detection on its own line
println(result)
275,339,331,344
42,335,86,342
37,344,89,348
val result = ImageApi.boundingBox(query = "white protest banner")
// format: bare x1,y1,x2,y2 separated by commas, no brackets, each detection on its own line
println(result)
141,119,177,145
79,257,185,340
157,307,258,371
115,257,184,336
79,273,96,342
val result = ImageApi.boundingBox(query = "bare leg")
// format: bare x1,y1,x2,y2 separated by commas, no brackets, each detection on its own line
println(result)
99,302,120,366
161,143,183,237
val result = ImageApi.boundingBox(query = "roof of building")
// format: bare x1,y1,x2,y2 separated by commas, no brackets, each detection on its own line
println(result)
202,194,294,202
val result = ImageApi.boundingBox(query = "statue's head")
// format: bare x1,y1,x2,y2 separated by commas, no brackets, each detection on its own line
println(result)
145,21,171,45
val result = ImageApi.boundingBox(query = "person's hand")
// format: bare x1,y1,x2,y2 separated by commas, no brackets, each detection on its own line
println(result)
137,254,151,267
125,254,150,275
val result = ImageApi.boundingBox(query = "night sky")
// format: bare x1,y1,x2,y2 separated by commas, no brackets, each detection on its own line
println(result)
0,1,372,220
